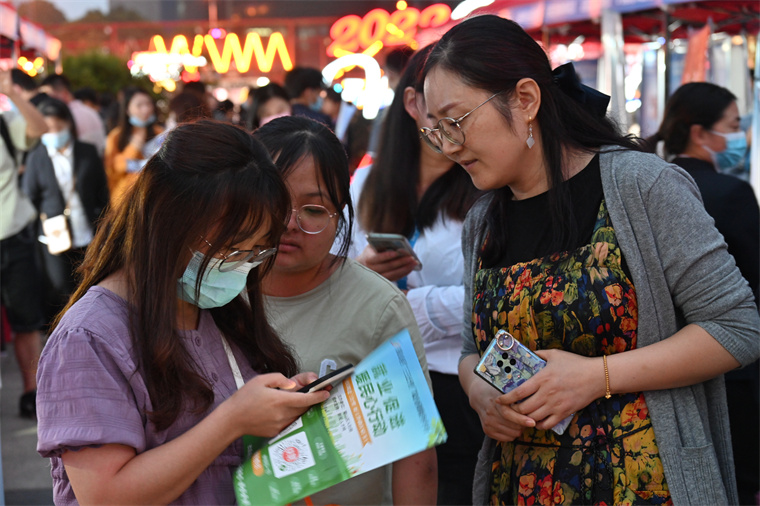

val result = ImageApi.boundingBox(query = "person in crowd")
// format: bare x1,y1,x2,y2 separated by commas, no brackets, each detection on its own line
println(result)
0,68,48,418
349,45,484,505
214,98,235,122
183,80,220,121
22,97,109,322
254,116,437,505
246,83,291,131
649,81,759,505
36,120,329,504
166,90,210,130
39,74,106,156
367,45,415,158
421,15,759,505
284,67,334,128
73,87,100,113
104,86,163,207
10,69,40,105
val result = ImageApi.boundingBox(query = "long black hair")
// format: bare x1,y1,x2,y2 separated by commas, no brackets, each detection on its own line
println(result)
58,120,296,430
423,15,639,266
253,115,353,261
359,44,480,238
650,82,736,158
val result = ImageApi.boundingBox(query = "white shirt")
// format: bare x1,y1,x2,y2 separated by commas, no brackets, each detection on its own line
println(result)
0,107,37,240
68,100,106,156
47,142,93,248
345,167,465,374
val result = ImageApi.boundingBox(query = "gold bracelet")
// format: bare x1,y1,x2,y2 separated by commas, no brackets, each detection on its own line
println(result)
603,355,611,399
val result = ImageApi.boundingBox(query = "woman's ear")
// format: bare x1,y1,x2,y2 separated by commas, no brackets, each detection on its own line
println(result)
403,86,420,121
514,78,541,121
689,123,710,147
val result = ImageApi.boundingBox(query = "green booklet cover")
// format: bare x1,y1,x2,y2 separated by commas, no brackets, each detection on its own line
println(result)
233,329,447,506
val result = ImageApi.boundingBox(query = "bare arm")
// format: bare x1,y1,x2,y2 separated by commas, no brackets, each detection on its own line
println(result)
0,70,47,140
392,448,438,505
62,373,329,505
501,324,741,431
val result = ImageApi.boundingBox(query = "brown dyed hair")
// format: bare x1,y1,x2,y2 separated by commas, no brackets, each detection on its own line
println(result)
56,119,296,430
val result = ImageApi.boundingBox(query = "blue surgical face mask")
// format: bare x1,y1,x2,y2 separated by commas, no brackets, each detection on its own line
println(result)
129,114,156,128
177,251,259,309
310,95,324,113
705,131,747,171
41,130,71,150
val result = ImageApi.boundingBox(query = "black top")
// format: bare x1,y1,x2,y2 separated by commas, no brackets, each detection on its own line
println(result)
500,154,604,267
672,156,759,303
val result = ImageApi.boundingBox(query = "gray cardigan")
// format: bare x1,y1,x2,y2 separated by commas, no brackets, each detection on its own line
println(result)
460,148,760,505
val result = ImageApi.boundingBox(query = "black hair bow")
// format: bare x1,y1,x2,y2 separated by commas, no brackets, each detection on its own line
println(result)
551,62,610,119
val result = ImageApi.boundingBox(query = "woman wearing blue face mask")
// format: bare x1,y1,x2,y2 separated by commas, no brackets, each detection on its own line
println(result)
35,120,330,505
104,86,164,208
23,97,109,324
649,81,759,505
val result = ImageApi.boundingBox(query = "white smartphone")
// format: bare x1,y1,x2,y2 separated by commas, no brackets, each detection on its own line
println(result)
365,232,422,271
297,364,355,393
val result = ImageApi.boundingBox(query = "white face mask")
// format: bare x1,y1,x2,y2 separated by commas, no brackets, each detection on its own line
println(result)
177,251,261,308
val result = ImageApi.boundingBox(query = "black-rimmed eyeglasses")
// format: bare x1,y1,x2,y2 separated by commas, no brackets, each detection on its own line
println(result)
420,92,503,154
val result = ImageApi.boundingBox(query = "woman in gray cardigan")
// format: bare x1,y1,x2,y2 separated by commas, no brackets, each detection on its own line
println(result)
421,15,759,506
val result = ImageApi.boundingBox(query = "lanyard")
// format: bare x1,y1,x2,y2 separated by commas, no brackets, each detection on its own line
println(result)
221,336,245,390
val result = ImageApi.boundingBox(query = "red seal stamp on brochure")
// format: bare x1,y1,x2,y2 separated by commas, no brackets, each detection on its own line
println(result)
282,446,300,462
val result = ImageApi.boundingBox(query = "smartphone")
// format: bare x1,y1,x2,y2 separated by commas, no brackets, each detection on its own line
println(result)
297,364,355,393
365,233,422,271
474,330,573,435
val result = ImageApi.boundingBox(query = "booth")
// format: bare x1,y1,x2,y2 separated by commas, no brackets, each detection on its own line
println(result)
0,2,61,74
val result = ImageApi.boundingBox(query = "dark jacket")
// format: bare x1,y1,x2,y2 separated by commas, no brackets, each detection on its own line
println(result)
23,140,109,231
672,156,759,302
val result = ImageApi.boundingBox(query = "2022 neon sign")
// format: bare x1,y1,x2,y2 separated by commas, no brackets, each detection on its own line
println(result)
327,4,452,57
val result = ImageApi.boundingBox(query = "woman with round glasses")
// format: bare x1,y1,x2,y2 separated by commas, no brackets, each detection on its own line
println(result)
349,45,483,505
254,116,437,505
422,15,759,506
36,120,330,505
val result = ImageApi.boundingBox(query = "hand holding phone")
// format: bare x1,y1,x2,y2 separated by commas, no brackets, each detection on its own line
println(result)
365,233,422,271
297,364,355,393
474,330,573,435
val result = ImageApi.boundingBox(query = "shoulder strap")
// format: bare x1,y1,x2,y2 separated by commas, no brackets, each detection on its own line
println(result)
0,115,17,166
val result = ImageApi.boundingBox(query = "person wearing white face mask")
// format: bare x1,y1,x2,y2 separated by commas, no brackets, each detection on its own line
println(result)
23,97,109,324
35,120,329,505
649,81,759,506
104,86,163,208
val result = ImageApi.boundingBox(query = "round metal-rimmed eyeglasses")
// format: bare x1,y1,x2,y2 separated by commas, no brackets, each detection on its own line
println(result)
419,92,504,154
291,204,339,235
201,238,277,272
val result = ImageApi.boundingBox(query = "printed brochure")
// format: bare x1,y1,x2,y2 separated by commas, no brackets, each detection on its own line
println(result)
233,329,447,506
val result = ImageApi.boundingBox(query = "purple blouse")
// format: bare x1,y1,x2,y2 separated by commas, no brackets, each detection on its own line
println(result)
36,286,256,505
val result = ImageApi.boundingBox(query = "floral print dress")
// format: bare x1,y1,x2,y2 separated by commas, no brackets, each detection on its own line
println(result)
472,200,672,506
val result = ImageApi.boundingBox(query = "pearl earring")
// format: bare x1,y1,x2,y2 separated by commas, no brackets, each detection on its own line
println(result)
526,120,535,149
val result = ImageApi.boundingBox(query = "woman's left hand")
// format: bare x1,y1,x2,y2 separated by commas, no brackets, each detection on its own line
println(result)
497,349,606,430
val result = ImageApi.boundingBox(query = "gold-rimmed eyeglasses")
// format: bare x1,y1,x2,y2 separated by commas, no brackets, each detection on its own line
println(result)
201,238,277,272
291,204,339,234
420,92,503,154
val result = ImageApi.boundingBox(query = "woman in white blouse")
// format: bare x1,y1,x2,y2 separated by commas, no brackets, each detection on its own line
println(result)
23,97,109,323
348,46,484,504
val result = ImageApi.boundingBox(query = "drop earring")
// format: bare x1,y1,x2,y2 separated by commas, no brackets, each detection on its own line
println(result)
526,120,535,149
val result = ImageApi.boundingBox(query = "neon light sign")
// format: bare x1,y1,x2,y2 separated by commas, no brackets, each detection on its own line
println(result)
131,31,293,82
327,4,451,57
